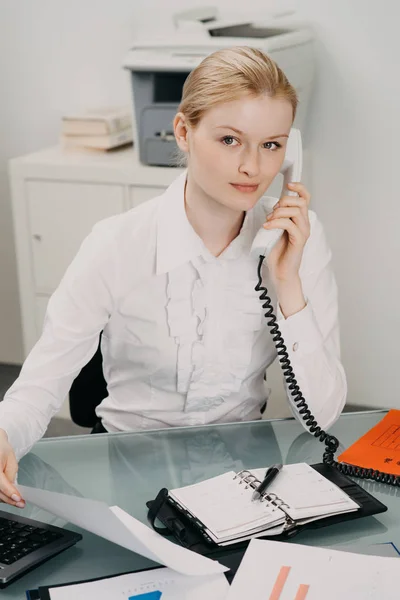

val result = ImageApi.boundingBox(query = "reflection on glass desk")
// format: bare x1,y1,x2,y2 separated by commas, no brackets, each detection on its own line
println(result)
2,410,399,598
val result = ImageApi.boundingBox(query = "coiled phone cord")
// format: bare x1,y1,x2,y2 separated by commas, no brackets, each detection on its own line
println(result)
256,255,400,487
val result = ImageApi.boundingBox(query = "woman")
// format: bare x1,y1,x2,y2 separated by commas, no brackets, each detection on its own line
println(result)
0,46,346,508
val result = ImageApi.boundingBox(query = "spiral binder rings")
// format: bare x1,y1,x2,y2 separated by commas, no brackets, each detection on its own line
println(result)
146,463,387,558
232,469,295,530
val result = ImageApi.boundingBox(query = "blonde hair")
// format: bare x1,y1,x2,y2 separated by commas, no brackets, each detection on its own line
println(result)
175,46,298,166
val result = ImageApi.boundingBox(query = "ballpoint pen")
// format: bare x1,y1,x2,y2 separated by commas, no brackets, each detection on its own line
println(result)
252,463,283,501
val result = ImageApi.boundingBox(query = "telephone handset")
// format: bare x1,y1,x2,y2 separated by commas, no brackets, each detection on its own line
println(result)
253,128,399,486
251,127,303,258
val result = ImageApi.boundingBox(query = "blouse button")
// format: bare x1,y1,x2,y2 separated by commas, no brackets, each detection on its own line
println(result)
292,342,299,352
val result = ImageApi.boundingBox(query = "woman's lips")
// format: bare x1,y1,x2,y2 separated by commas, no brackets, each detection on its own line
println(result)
230,183,259,193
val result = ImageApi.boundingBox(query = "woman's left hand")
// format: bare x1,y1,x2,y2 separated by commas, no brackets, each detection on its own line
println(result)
264,182,311,285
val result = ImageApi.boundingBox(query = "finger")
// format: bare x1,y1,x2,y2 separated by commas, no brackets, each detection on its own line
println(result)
264,217,307,245
0,469,24,504
4,454,18,486
273,195,309,222
266,207,310,238
0,488,25,508
267,206,302,220
273,196,308,212
286,182,311,205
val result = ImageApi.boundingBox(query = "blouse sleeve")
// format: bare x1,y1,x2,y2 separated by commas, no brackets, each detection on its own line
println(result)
0,221,118,459
274,210,347,431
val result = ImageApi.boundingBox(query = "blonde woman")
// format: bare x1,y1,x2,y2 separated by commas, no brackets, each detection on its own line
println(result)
0,47,346,508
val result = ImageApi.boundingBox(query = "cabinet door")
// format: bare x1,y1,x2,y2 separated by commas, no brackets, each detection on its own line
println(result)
129,186,165,209
27,181,124,294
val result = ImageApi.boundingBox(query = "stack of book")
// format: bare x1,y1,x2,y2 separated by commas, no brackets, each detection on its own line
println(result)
60,106,133,150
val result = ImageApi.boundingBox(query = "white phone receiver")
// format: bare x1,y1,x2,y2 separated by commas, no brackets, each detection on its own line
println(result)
251,128,303,258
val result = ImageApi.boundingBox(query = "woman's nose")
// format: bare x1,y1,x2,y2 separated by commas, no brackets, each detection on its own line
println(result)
238,149,260,178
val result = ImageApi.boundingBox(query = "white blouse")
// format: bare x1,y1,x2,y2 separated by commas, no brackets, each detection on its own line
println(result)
1,171,346,459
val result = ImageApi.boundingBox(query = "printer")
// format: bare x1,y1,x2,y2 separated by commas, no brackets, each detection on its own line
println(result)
123,8,315,167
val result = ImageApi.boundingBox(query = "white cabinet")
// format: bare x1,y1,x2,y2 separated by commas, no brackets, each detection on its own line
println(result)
28,181,125,294
9,145,182,357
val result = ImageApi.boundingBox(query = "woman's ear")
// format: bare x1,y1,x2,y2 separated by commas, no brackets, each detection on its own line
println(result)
173,112,190,152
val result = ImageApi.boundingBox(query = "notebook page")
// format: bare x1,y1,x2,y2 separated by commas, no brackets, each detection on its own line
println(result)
250,463,359,520
227,539,399,599
218,522,286,546
169,471,285,540
206,517,286,545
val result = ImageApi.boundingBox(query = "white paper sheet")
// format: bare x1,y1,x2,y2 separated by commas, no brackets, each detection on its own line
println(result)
47,567,229,600
227,538,400,599
19,485,228,576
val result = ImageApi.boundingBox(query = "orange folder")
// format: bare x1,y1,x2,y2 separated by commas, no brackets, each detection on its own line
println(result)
338,409,400,475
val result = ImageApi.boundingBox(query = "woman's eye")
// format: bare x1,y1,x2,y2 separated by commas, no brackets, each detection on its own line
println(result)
264,141,282,151
221,136,238,146
221,137,282,150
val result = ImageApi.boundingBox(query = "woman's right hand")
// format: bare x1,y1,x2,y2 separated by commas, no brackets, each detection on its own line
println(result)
0,429,25,508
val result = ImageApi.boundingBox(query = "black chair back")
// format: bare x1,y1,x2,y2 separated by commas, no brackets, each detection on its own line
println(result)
69,336,107,428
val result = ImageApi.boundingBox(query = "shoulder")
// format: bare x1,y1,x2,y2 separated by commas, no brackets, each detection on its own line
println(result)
83,193,166,270
92,193,163,245
305,210,331,254
302,210,332,276
67,193,164,284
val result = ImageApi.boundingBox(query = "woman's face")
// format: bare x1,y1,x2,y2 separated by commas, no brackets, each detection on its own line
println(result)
176,93,293,213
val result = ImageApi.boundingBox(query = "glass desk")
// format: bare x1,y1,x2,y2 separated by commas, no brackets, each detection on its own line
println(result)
3,410,399,598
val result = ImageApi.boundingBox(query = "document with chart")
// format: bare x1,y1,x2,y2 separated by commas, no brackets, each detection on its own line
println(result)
34,567,229,600
227,539,400,599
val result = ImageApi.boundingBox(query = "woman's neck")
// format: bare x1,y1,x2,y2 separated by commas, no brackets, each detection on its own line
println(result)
184,174,245,257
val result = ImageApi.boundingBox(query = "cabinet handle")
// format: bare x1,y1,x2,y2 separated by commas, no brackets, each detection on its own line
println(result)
33,234,42,241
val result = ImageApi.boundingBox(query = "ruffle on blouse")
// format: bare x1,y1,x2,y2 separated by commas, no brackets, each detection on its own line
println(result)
166,263,205,395
166,256,263,413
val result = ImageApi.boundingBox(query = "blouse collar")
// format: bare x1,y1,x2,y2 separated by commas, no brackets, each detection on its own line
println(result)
156,170,257,275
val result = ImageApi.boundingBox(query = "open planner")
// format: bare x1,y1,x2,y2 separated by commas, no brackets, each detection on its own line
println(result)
168,463,360,546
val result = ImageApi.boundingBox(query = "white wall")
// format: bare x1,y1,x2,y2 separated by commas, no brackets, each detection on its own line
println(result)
291,1,400,407
0,1,399,410
0,0,140,363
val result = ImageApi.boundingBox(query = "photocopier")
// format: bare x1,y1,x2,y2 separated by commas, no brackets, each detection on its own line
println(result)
123,8,315,167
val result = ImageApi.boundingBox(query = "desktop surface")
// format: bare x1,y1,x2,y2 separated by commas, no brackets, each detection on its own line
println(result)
2,410,398,598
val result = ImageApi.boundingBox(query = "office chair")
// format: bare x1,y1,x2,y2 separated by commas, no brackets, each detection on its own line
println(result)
68,335,107,428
